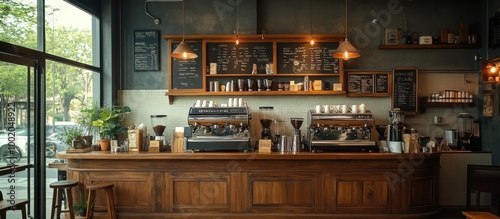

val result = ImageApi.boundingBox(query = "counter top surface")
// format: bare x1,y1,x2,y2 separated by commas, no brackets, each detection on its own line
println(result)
57,151,440,160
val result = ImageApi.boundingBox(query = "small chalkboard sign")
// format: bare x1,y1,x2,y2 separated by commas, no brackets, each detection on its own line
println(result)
277,42,340,74
392,68,418,115
206,42,273,74
347,72,390,97
134,30,160,71
170,41,203,90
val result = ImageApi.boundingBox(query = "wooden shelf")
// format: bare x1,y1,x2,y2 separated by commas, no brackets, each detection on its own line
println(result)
378,44,480,49
166,90,346,104
206,73,340,77
419,97,475,113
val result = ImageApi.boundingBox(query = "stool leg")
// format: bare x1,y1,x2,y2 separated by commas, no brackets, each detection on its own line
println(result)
56,188,64,219
1,209,6,219
86,190,95,219
106,188,116,219
65,188,75,219
21,204,27,219
50,188,57,219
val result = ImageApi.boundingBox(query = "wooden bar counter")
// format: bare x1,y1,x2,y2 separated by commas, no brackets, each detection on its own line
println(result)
57,151,440,219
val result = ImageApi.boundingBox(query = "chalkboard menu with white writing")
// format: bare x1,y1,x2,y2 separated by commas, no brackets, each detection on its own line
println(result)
277,42,340,74
347,72,390,97
170,42,203,90
392,68,418,115
206,42,273,74
134,30,160,71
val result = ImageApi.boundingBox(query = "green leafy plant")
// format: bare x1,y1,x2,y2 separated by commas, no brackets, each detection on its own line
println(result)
57,126,84,148
92,105,131,140
73,193,87,216
75,102,101,137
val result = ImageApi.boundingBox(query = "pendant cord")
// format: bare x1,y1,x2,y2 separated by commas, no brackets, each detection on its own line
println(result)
182,0,185,40
310,0,313,36
345,0,348,40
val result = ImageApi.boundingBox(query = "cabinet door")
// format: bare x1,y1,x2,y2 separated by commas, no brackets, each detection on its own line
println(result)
247,171,322,214
87,171,155,213
326,171,393,214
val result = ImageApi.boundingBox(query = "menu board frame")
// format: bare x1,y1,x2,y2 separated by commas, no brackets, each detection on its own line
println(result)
168,40,205,91
347,72,391,97
134,30,160,71
392,68,418,115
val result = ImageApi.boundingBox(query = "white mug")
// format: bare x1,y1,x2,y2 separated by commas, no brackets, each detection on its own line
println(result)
350,105,358,113
331,105,340,113
341,105,348,114
359,103,366,113
314,105,322,113
322,105,330,113
208,100,214,107
201,100,208,107
195,99,201,107
228,98,233,107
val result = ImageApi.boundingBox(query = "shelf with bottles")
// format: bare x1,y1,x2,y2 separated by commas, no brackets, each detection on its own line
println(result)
206,73,341,78
419,96,475,114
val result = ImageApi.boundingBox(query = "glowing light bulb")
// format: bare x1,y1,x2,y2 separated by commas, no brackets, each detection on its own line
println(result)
310,39,315,46
343,51,349,60
236,38,239,45
490,65,497,74
182,52,187,59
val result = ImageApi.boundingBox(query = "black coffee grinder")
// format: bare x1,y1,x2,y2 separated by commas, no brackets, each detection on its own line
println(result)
259,106,274,139
457,113,474,150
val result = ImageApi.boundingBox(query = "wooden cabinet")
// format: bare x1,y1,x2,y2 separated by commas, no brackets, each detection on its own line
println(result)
164,34,346,104
60,152,441,219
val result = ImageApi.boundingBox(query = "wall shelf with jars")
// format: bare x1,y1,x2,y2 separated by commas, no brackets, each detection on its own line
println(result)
163,34,347,104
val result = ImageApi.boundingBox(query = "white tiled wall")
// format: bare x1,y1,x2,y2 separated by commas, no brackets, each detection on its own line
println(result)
121,73,479,143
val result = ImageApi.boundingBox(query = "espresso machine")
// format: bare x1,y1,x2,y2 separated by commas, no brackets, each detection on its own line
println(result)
306,110,376,152
186,107,251,152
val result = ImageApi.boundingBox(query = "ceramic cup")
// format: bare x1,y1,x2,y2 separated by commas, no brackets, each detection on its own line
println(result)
341,105,348,114
195,99,201,107
350,105,359,113
314,105,322,113
330,105,341,113
359,103,366,113
322,105,330,113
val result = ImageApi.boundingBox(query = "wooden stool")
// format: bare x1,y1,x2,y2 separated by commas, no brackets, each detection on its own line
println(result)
0,191,28,219
86,183,116,219
463,211,500,219
49,180,78,219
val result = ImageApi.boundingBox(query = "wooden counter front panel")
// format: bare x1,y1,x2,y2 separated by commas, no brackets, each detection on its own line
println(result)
327,172,391,214
167,172,231,213
247,172,321,214
87,172,155,213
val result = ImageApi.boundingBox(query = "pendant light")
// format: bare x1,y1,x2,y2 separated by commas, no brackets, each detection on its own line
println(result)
309,0,315,46
171,0,198,59
235,2,239,45
333,0,360,60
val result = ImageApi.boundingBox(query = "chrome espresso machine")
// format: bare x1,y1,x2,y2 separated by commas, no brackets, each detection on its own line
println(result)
185,107,251,152
306,110,376,152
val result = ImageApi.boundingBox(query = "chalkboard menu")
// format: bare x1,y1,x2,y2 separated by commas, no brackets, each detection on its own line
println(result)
170,42,203,90
277,42,340,74
392,68,418,115
347,72,390,97
134,30,160,71
206,42,273,74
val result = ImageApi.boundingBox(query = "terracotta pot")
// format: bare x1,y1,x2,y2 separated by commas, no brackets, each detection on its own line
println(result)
99,139,111,151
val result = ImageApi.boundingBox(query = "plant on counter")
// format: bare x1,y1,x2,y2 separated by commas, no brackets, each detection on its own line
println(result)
57,126,84,149
92,105,131,140
75,102,101,137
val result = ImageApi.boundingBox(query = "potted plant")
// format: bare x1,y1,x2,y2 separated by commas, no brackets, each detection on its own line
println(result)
75,103,102,146
57,126,85,151
73,193,87,218
92,105,131,151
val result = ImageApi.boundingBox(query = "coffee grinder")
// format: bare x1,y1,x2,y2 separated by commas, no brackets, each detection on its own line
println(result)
457,113,474,150
387,109,405,153
375,125,388,149
290,117,304,153
259,106,274,139
150,115,167,151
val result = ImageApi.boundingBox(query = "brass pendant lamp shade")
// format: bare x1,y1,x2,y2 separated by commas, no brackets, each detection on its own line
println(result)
172,40,198,59
171,0,198,59
333,0,360,60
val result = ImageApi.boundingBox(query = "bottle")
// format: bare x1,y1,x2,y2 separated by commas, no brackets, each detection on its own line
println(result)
304,76,309,91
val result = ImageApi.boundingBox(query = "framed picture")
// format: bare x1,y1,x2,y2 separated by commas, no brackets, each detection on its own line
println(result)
385,28,401,45
482,91,494,117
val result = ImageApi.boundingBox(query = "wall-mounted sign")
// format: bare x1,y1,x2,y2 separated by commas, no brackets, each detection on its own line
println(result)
134,30,160,71
347,72,391,97
392,68,418,115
